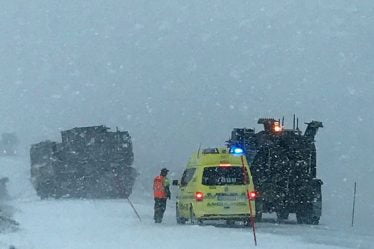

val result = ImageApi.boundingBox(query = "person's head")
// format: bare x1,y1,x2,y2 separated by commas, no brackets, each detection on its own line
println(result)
160,168,169,176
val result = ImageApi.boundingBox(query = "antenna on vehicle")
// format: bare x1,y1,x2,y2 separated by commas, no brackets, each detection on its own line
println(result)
197,143,202,158
293,114,296,130
296,118,299,130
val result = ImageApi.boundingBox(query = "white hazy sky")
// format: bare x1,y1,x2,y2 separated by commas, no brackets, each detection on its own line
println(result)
0,0,373,232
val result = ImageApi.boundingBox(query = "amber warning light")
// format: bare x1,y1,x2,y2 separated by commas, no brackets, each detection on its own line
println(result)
273,121,282,132
219,163,232,167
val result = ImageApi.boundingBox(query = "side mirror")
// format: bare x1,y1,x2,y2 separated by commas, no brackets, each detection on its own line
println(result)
172,180,179,186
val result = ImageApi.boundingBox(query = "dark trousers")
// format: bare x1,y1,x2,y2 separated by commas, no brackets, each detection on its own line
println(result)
154,198,167,223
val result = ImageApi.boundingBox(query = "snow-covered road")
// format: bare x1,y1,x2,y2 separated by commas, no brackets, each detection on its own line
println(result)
0,197,371,249
0,157,372,249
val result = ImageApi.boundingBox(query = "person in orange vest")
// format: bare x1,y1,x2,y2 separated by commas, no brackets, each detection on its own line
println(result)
153,168,171,223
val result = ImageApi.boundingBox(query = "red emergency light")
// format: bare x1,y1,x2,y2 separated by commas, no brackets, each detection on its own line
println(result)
248,191,257,200
195,192,204,201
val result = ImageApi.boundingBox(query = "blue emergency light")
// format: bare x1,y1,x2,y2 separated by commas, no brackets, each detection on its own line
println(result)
229,146,244,156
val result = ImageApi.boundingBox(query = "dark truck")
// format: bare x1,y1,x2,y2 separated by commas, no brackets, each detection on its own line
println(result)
30,126,136,199
227,117,323,224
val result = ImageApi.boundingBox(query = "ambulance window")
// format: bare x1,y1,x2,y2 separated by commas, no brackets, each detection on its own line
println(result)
202,167,246,186
180,168,196,187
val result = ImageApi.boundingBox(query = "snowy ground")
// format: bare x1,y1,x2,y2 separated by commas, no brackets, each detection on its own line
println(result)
0,157,372,249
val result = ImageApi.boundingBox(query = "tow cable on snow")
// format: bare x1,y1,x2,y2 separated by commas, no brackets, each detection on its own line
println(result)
126,197,142,222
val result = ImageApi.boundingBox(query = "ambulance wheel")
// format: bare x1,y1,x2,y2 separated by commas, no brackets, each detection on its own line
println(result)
226,220,235,225
243,218,252,227
176,205,186,224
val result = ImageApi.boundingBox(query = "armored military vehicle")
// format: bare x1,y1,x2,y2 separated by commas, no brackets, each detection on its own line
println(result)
30,126,136,199
227,117,323,224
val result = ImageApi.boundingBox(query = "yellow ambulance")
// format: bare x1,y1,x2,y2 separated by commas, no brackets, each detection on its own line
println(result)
174,147,256,225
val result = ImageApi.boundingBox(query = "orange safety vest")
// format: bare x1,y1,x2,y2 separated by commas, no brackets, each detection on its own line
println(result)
153,176,167,199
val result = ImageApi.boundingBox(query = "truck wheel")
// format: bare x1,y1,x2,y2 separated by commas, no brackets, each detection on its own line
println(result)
176,205,186,224
39,192,48,200
277,210,289,221
297,214,320,225
255,211,263,222
255,199,263,222
309,216,320,225
296,206,320,225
